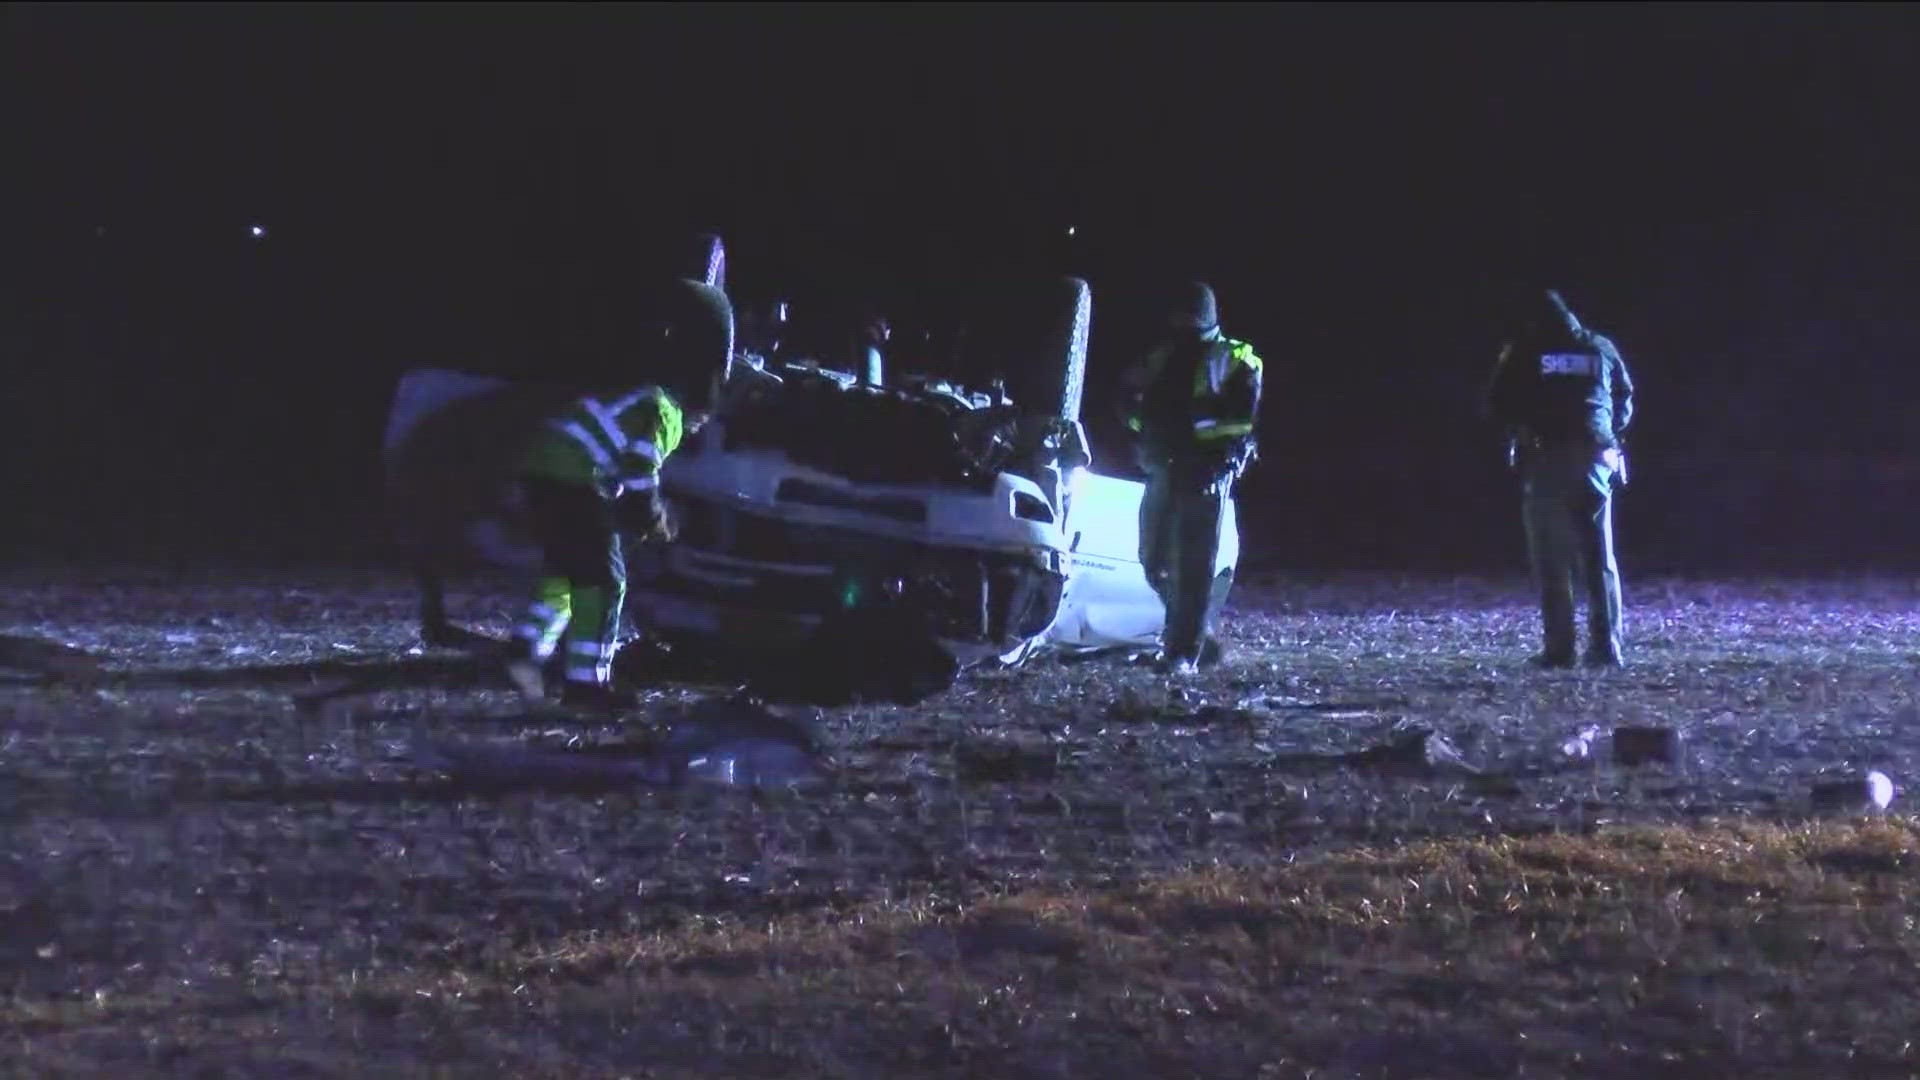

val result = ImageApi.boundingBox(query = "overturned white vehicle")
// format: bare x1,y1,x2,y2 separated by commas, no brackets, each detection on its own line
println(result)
382,267,1240,684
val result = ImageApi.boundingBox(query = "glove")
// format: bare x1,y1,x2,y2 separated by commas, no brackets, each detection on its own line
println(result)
1602,445,1629,488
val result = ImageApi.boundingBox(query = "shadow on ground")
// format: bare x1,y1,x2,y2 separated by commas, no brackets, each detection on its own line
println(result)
0,633,106,684
47,603,966,710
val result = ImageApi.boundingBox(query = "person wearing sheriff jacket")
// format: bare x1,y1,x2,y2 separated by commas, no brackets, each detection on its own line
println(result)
504,278,734,710
1120,281,1264,675
1485,287,1636,669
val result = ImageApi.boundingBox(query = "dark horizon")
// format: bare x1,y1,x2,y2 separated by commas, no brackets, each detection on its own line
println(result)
5,2,1918,570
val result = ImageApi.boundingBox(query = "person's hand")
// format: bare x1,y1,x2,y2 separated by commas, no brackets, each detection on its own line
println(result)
619,490,677,542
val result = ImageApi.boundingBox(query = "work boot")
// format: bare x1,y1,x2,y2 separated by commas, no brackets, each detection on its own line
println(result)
1156,648,1202,677
1583,644,1624,669
504,654,549,703
1197,635,1227,670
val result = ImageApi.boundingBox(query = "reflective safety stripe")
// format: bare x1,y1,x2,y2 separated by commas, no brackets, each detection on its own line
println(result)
518,628,561,660
619,475,658,495
1195,420,1254,439
625,438,663,466
548,389,678,483
515,588,573,660
581,398,632,455
566,636,618,685
605,388,658,414
554,420,616,469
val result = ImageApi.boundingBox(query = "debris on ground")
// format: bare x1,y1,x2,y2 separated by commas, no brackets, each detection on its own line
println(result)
1559,724,1604,760
8,572,1920,1074
413,695,825,791
1344,722,1480,779
1810,769,1897,813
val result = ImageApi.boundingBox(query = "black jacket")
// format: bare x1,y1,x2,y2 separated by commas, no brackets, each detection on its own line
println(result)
1485,292,1635,448
1123,328,1264,465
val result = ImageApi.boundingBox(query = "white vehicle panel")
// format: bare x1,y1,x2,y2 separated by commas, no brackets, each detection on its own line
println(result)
1042,467,1242,653
385,367,1244,666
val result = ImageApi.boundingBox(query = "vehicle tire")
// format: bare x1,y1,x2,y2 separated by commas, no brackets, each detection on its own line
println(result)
963,276,1091,423
690,233,726,289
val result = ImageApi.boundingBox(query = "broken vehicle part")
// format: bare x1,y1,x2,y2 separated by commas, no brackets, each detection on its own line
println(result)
380,234,1241,678
412,696,823,791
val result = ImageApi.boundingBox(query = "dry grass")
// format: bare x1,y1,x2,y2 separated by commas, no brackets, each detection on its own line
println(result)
2,571,1918,1077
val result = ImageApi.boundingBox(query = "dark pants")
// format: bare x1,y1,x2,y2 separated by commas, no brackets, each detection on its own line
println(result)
1139,461,1232,661
1520,445,1624,660
511,477,627,685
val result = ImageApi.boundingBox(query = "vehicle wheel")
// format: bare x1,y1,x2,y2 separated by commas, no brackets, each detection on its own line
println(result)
964,276,1091,423
690,233,726,289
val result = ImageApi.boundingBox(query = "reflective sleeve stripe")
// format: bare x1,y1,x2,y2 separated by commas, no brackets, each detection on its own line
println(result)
615,431,664,495
624,438,663,467
605,388,658,414
553,420,616,469
549,390,672,475
1195,421,1254,439
581,398,632,456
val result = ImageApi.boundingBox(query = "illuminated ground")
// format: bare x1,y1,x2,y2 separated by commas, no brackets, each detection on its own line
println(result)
3,572,1917,1076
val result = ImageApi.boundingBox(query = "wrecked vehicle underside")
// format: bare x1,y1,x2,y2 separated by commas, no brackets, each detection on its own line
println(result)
628,355,1088,669
383,241,1240,703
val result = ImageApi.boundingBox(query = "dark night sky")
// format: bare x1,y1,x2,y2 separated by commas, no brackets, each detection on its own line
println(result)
4,2,1918,567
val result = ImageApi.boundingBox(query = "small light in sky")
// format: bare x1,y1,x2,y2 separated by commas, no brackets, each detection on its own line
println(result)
250,224,267,239
1066,225,1076,237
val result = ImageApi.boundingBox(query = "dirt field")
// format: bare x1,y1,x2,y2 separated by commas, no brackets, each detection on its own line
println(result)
3,571,1918,1078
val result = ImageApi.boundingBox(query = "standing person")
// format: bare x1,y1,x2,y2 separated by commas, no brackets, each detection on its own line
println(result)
503,278,734,709
1121,281,1264,675
850,306,890,388
1485,288,1635,668
736,298,790,367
